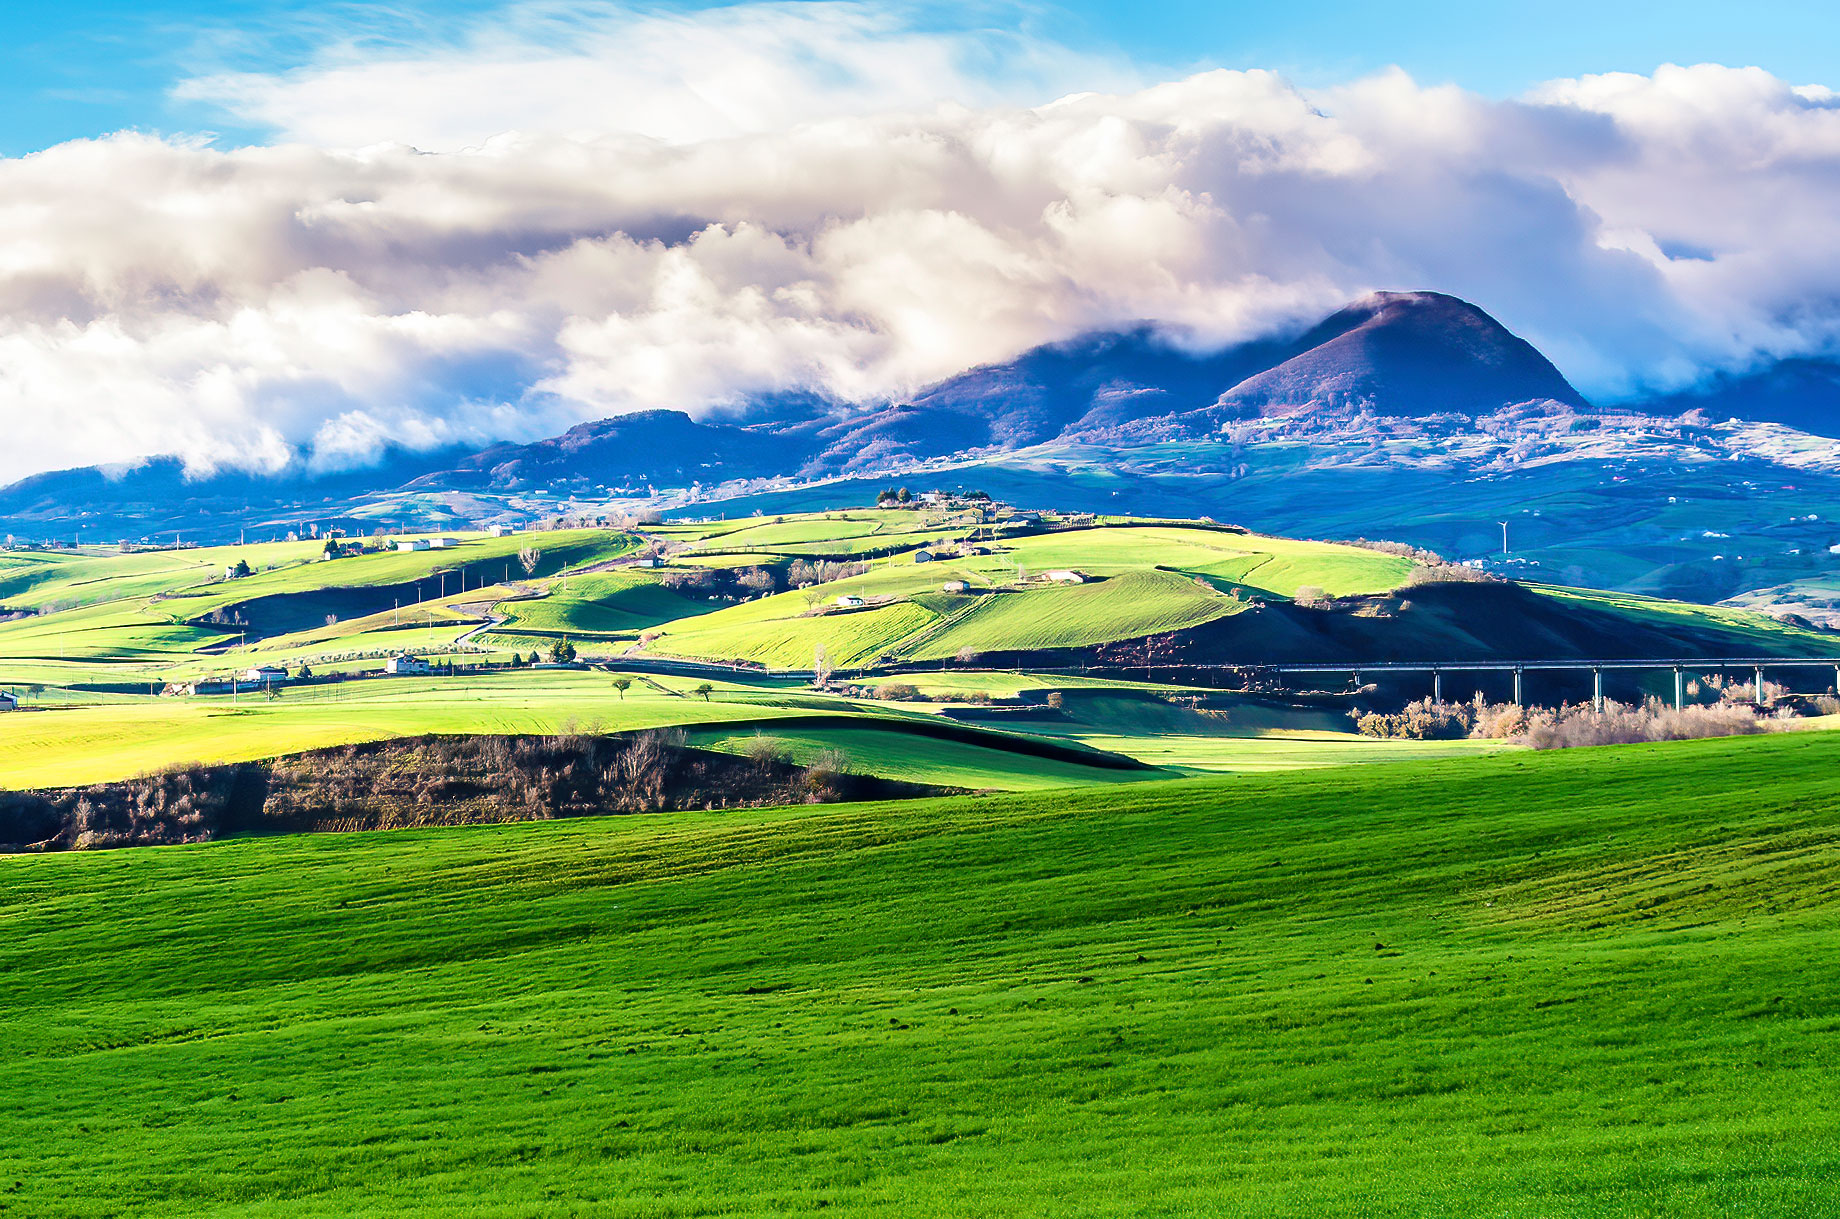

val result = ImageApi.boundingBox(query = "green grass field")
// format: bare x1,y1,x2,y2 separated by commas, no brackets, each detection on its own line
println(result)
5,732,1840,1215
688,723,1153,790
0,672,829,789
908,570,1238,659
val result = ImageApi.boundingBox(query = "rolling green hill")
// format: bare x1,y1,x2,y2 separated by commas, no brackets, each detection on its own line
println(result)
0,509,1833,794
5,733,1839,1214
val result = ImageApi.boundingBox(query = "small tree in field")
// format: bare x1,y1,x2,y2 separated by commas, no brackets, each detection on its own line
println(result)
518,546,542,577
692,682,714,702
813,644,832,688
612,676,632,700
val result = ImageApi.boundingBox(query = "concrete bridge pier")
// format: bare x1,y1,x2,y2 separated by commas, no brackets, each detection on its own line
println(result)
1512,667,1523,706
1593,667,1604,713
1755,665,1767,705
1432,668,1443,704
1674,667,1685,710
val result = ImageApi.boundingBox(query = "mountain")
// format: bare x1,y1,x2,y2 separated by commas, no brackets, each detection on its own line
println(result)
804,326,1290,468
1645,357,1840,437
425,409,819,490
795,291,1589,470
1209,291,1589,419
0,446,471,537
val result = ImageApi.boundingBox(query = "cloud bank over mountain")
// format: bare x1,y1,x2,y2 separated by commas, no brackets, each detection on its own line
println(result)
4,0,1840,481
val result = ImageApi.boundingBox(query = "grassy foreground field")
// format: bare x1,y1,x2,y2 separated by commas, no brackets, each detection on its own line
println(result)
4,732,1839,1216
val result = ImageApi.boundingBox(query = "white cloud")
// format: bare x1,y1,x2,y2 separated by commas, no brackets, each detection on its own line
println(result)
177,1,1135,150
1,5,1839,482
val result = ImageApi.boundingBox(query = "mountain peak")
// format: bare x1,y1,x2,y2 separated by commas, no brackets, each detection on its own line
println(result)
1214,290,1588,418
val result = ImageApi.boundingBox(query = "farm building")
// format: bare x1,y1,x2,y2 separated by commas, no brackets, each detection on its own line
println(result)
489,525,516,537
942,580,970,593
634,557,664,568
1045,570,1087,584
395,539,431,552
913,550,936,563
243,665,289,685
0,691,14,712
835,595,866,608
386,654,433,675
429,537,461,549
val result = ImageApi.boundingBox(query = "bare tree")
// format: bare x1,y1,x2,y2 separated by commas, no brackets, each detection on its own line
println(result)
813,644,832,688
518,546,542,577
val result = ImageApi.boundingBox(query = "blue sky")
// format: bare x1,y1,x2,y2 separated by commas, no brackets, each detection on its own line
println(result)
4,0,1839,155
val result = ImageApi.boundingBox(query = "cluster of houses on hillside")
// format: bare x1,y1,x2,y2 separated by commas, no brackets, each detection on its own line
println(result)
165,652,438,696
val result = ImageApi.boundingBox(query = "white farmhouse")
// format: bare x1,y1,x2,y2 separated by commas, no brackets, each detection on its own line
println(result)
835,594,866,608
1045,570,1086,584
244,665,289,685
489,525,516,537
395,539,431,552
942,580,970,593
386,654,433,675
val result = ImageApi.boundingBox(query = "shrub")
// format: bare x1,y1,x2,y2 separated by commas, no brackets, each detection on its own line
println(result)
1352,698,1472,740
1401,563,1493,585
1516,699,1761,749
741,734,789,769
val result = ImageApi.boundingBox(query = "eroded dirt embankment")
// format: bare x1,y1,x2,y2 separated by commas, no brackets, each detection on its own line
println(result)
0,732,951,852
